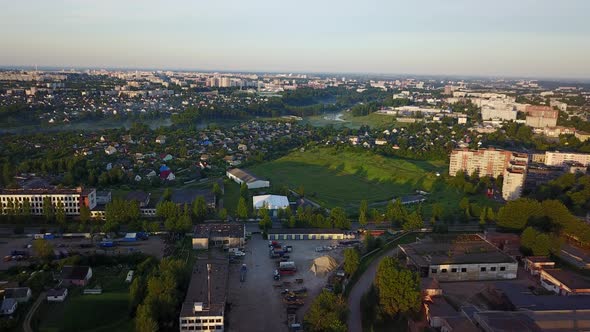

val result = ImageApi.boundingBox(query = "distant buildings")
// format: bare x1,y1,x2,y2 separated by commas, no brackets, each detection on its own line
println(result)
267,228,355,241
0,187,97,216
179,260,228,332
525,105,558,128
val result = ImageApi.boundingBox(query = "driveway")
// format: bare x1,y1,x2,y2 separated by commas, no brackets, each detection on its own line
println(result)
23,291,45,332
346,234,407,332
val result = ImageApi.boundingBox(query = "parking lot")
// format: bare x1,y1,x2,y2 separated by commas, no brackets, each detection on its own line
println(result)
0,235,166,270
227,234,345,332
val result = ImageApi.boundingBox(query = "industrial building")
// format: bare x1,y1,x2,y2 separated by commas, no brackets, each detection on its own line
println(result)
399,234,518,281
267,228,355,241
252,194,289,216
192,223,245,250
226,168,270,189
0,187,97,216
525,105,559,128
179,260,228,331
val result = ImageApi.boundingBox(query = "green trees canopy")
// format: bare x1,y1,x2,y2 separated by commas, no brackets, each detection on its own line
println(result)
303,290,347,332
374,257,421,318
343,248,360,276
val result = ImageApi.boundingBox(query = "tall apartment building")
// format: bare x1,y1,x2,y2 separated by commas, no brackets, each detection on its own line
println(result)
449,148,529,201
0,187,97,216
525,105,558,128
544,151,590,167
449,148,513,178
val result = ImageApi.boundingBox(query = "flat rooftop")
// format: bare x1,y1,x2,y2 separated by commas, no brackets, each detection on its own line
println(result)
542,269,590,290
171,189,215,206
474,311,542,332
399,234,516,266
0,187,95,195
267,228,348,235
194,223,244,239
227,168,263,183
180,259,228,318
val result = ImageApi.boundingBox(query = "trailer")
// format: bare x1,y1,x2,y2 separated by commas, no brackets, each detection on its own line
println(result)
279,261,297,275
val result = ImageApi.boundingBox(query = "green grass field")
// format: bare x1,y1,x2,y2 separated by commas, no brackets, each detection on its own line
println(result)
304,112,401,129
37,267,131,332
249,147,446,210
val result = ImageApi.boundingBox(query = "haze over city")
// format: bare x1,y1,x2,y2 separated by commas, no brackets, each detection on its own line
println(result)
1,0,590,78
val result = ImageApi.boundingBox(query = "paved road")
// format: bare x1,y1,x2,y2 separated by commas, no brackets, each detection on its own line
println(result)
346,234,407,332
23,291,45,332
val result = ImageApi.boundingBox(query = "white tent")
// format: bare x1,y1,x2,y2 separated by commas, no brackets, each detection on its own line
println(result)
309,255,338,276
252,195,289,210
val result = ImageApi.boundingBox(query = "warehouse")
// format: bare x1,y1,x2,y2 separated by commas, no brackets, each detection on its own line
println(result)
192,223,245,249
267,228,355,241
226,168,270,189
252,194,289,216
399,234,518,281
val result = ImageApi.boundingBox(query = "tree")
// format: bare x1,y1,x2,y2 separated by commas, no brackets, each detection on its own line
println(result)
497,198,543,230
359,200,368,226
374,257,421,318
330,207,350,229
162,188,172,201
20,198,31,218
240,182,248,201
431,203,444,222
106,199,141,224
218,208,228,221
259,214,272,232
402,211,423,231
212,183,222,200
304,290,347,332
80,205,91,223
55,201,66,224
42,196,54,222
237,197,249,220
33,239,54,261
135,303,158,332
192,196,208,222
156,201,180,220
386,199,406,225
343,248,360,276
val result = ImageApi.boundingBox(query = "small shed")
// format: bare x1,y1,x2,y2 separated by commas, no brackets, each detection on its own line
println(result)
47,288,68,302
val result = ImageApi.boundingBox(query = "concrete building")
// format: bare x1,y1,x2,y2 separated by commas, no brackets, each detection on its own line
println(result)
267,228,355,241
540,269,590,296
525,105,558,128
544,151,590,167
449,148,526,178
226,168,270,189
179,260,228,332
575,131,590,143
192,223,245,250
524,256,555,276
502,167,526,200
0,187,97,216
399,234,518,281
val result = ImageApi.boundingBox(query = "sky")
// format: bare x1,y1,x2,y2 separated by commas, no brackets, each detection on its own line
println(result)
1,0,590,79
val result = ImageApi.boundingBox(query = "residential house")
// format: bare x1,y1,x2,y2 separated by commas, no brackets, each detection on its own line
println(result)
46,288,68,302
3,287,32,303
61,265,93,286
0,298,17,315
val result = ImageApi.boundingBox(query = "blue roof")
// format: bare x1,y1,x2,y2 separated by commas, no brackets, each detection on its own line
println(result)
159,165,170,172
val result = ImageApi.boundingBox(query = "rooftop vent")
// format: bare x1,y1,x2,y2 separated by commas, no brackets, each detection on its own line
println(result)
194,302,203,312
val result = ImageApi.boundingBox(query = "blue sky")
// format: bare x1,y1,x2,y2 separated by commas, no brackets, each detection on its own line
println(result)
1,0,589,78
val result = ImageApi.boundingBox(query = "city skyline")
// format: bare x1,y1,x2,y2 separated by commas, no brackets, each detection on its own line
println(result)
1,0,590,79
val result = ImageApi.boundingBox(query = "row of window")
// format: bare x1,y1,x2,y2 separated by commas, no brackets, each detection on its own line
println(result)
432,266,507,274
181,319,222,324
181,326,222,331
0,196,80,202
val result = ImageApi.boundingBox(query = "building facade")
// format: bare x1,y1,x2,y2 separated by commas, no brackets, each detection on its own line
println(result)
525,105,558,128
544,151,590,167
0,187,97,216
449,148,513,178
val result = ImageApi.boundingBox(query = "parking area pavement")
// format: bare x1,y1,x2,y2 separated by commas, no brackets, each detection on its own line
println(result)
227,234,344,332
0,235,166,270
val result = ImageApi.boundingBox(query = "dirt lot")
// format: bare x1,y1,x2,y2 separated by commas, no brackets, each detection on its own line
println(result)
0,235,166,270
227,234,345,332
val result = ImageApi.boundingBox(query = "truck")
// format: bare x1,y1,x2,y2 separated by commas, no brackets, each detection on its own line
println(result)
279,261,297,275
99,241,116,248
240,264,247,282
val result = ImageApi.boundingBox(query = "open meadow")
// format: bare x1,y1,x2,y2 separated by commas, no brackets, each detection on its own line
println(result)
249,146,447,210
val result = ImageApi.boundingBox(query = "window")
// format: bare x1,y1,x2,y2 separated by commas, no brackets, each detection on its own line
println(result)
481,267,486,272
491,267,497,272
461,268,467,272
215,319,221,323
431,269,437,274
216,326,222,330
451,268,457,273
441,268,447,273
500,266,506,271
181,320,188,324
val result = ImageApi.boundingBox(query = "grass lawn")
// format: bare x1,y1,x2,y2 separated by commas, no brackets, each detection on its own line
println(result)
249,147,446,210
304,111,402,129
37,267,132,332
